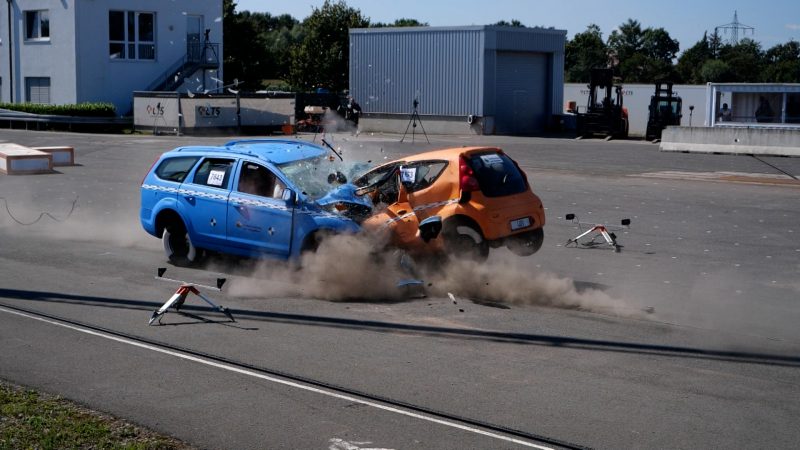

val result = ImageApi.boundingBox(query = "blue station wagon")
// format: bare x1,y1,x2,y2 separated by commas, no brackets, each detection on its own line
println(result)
140,139,369,265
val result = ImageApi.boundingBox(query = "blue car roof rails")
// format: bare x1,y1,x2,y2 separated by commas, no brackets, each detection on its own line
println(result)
224,138,319,148
172,145,229,154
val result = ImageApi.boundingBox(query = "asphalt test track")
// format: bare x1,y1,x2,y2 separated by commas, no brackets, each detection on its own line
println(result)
1,129,799,449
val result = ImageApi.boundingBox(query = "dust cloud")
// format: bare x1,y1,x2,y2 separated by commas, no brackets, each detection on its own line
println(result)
227,232,633,316
226,232,407,301
425,256,630,315
322,109,358,135
0,195,153,249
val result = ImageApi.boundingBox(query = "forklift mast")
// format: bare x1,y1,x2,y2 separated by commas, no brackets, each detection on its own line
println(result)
646,81,682,141
576,68,629,139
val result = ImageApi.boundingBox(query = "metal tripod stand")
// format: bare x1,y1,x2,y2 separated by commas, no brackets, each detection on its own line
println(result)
400,99,430,143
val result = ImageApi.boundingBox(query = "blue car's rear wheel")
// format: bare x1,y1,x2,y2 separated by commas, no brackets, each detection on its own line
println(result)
162,221,201,267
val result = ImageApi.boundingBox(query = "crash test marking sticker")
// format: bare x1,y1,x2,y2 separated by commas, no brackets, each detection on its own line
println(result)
207,169,226,187
480,154,503,166
400,166,416,183
510,217,531,231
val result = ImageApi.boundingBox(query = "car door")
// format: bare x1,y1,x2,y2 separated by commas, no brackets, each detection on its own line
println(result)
179,157,234,247
399,160,450,220
227,160,293,257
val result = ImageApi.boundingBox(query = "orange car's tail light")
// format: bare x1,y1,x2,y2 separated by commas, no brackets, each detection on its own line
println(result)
459,156,480,192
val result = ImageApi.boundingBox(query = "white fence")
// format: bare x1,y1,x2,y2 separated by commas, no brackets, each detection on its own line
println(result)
133,92,295,134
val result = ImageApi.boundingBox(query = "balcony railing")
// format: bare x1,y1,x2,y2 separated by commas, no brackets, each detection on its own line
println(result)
187,42,219,68
146,42,220,92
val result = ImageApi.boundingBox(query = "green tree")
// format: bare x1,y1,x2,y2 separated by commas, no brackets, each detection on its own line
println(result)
699,59,733,82
607,19,643,65
288,0,369,92
261,14,303,82
565,24,608,82
493,20,525,27
676,32,713,83
718,38,764,82
762,40,800,82
607,19,680,83
223,2,301,89
371,18,428,27
639,27,679,81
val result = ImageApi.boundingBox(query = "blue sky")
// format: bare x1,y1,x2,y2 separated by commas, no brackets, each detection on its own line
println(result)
236,0,799,52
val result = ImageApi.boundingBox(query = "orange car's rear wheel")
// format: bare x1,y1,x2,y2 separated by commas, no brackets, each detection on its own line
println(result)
443,218,489,262
506,228,544,256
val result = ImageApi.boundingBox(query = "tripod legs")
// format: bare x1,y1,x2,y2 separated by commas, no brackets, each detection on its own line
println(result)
400,111,430,143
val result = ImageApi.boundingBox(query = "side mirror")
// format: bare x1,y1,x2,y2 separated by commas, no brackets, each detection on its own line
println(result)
418,216,443,243
282,189,297,206
565,213,575,221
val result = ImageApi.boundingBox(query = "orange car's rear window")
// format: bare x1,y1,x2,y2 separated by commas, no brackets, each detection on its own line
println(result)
466,152,527,197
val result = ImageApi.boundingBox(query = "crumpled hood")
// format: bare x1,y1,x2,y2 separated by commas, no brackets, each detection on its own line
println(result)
316,183,374,210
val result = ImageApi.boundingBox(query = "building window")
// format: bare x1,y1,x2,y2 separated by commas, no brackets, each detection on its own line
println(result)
108,11,155,60
25,10,50,40
26,77,51,104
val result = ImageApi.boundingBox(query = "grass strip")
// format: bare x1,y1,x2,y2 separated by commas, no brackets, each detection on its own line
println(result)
0,380,192,450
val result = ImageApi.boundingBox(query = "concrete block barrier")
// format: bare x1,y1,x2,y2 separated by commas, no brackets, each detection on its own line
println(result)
0,143,54,175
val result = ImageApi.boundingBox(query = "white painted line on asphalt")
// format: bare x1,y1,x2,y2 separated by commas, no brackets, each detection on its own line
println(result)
0,306,554,450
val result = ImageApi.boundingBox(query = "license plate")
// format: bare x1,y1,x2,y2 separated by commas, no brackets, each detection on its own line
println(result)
510,217,531,231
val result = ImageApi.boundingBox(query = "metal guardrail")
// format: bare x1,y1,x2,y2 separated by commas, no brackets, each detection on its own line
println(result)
0,112,132,131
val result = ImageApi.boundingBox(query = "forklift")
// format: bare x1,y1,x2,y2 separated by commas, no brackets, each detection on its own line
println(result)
575,68,629,140
645,81,682,142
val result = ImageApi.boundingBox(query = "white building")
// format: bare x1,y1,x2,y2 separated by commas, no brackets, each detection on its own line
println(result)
0,0,222,115
564,83,708,136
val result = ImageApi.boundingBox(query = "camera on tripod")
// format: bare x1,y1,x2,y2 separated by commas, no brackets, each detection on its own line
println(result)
401,97,429,143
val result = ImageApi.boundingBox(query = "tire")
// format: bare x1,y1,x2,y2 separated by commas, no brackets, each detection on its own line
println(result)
506,228,544,257
292,231,327,270
442,219,489,262
162,221,201,267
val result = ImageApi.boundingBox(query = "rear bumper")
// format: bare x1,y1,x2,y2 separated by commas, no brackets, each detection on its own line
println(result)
459,191,545,241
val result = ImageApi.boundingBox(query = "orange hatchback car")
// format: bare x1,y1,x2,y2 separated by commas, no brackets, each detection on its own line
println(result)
353,147,545,260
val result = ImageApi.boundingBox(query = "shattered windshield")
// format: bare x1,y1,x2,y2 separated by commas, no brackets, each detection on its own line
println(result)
278,156,372,200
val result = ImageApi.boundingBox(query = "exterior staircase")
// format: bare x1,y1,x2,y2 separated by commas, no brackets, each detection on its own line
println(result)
147,42,220,92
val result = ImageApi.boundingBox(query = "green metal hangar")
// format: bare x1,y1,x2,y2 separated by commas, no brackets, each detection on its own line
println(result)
349,25,566,135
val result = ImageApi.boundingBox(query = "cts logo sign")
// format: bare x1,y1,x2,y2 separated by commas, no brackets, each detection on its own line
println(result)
198,104,222,118
146,103,165,116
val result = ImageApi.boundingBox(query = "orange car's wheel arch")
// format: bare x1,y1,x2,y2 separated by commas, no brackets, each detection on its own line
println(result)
442,215,489,262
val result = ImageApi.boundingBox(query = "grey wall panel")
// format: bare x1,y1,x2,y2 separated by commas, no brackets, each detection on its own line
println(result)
492,27,567,53
551,51,565,115
350,29,483,116
482,50,497,117
495,52,548,134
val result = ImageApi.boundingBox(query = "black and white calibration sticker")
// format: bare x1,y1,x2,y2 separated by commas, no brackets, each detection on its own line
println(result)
479,154,503,165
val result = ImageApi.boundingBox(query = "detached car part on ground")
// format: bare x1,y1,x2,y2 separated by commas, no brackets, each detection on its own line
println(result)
140,139,545,266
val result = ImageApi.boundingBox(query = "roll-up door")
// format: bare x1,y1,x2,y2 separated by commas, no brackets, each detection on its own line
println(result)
495,52,547,134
